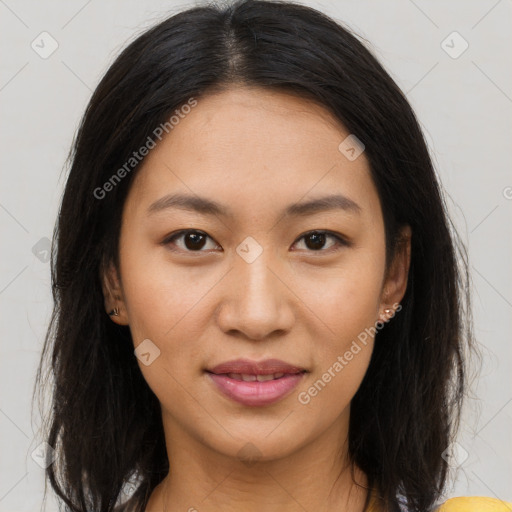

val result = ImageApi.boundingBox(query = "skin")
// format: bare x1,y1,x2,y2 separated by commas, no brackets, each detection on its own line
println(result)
102,86,411,512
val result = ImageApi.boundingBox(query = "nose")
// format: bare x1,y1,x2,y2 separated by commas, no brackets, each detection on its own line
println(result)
215,251,295,341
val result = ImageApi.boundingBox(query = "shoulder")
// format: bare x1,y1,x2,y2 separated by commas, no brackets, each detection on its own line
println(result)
436,496,512,511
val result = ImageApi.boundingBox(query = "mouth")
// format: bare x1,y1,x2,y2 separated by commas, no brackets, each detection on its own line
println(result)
206,371,305,382
206,357,308,376
205,358,308,407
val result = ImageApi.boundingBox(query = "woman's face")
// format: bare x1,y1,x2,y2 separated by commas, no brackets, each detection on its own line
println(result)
103,86,410,464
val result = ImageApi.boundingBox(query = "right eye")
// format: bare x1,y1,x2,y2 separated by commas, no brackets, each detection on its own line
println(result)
162,229,222,254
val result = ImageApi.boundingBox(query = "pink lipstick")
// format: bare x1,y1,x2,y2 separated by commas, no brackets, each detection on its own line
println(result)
205,358,307,407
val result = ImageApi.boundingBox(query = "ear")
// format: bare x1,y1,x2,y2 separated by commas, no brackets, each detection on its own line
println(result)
100,260,129,326
378,224,412,322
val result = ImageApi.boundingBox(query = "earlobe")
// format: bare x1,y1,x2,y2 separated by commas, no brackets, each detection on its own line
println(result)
100,261,129,325
379,224,412,321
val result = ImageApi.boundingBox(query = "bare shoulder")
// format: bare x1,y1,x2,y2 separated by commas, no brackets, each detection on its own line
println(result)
436,496,512,512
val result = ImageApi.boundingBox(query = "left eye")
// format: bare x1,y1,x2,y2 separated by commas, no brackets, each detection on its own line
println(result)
292,231,348,252
162,230,347,253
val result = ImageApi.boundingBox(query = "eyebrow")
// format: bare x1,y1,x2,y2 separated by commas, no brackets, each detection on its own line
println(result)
147,192,362,218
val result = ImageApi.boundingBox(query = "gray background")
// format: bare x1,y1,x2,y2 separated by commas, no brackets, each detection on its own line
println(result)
0,0,511,510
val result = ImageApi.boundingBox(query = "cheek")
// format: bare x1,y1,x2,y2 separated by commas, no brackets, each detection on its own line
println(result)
293,275,379,425
119,238,209,338
292,250,384,398
118,248,211,404
118,242,222,391
296,254,384,344
305,280,377,401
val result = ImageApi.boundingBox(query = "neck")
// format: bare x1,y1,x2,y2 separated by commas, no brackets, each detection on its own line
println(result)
146,410,370,512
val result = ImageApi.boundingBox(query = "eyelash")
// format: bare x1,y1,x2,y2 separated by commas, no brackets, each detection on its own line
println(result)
161,229,349,255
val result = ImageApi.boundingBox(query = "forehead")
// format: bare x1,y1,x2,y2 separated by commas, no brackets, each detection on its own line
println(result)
126,86,381,225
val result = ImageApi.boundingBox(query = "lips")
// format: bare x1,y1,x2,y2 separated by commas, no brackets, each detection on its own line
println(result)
205,358,307,407
223,372,286,382
207,358,306,376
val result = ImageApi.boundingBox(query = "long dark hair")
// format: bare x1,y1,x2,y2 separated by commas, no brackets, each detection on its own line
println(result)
33,1,474,511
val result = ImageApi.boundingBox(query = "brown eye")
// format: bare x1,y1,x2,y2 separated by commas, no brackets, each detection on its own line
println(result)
182,232,207,250
293,231,348,252
163,230,220,253
163,229,348,255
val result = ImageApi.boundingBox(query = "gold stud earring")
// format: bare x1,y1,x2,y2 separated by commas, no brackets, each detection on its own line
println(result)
379,308,393,323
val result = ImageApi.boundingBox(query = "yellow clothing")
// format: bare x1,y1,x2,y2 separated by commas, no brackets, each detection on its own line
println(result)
367,494,512,511
437,497,512,511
